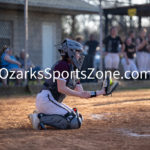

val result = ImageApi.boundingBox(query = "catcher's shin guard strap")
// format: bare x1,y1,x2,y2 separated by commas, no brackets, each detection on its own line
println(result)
90,91,96,97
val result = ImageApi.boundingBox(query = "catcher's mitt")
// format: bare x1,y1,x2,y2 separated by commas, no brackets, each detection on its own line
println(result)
103,77,119,96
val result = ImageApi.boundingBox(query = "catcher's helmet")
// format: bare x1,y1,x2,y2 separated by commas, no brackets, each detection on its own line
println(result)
58,39,84,70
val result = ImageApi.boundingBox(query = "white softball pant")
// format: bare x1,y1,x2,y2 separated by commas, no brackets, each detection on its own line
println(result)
136,52,149,72
104,53,120,70
36,90,73,116
121,58,138,78
147,53,150,71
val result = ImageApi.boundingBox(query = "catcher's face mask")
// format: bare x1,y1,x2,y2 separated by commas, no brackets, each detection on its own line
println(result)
58,39,85,70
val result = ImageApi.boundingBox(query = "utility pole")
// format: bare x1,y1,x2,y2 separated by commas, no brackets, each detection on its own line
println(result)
71,15,76,39
24,0,28,85
99,0,103,72
129,0,132,28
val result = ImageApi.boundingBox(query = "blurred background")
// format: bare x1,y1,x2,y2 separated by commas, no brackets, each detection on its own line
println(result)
1,0,150,93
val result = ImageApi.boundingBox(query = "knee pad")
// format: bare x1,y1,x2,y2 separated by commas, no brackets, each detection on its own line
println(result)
69,114,82,129
69,108,83,129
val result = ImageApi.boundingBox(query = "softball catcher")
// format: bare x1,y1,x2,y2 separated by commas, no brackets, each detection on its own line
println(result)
28,39,118,130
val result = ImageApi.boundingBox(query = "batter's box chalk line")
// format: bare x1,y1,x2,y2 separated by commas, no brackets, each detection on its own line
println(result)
90,113,122,120
91,114,107,120
117,128,150,138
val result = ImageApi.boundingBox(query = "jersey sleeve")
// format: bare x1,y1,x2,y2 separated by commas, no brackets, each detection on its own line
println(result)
54,61,70,81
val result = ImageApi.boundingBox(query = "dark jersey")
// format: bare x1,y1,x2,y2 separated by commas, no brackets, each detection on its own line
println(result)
131,38,135,46
43,60,77,103
103,35,123,53
125,43,136,59
85,40,99,56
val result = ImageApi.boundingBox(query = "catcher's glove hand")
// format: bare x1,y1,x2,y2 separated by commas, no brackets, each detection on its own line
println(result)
103,76,119,96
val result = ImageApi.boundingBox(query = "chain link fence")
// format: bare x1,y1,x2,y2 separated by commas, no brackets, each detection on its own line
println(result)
0,20,13,50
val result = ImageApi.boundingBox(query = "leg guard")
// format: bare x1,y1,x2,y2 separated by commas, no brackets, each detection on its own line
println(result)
38,109,83,130
38,113,70,129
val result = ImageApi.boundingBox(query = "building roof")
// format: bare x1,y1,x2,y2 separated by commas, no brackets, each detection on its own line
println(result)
0,0,99,14
104,3,150,17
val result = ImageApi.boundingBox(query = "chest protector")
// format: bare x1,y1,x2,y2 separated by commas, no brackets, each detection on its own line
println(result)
42,61,77,103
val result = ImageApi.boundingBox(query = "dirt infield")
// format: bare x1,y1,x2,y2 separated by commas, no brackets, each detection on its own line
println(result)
0,89,150,150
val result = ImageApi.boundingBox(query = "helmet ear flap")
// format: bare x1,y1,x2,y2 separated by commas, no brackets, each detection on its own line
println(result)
58,49,66,56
